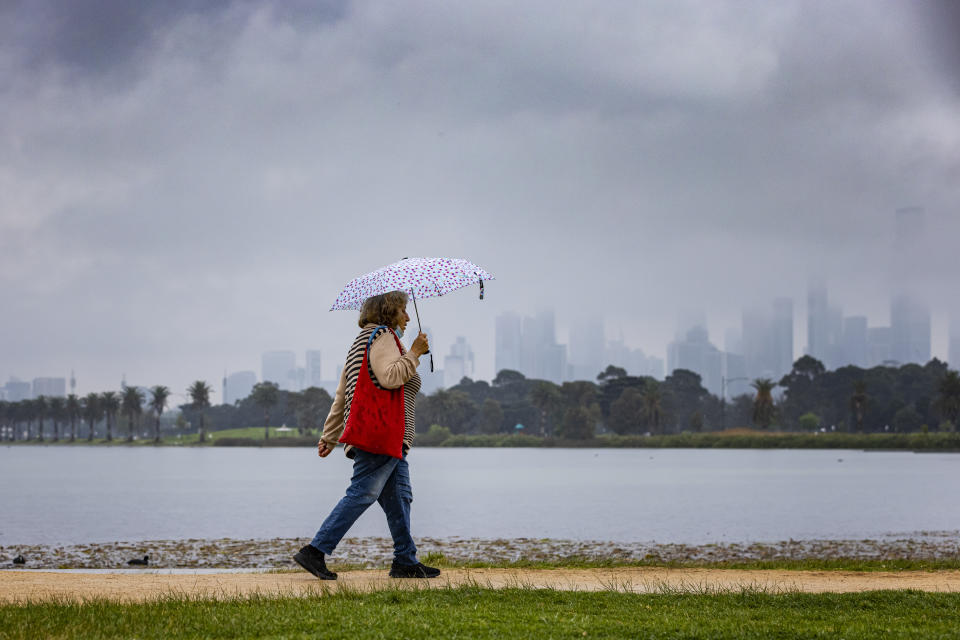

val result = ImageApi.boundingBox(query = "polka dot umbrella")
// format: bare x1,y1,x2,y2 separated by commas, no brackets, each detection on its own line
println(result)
331,257,495,371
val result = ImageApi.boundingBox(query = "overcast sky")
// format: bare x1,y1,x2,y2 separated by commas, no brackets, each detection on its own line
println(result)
2,0,958,399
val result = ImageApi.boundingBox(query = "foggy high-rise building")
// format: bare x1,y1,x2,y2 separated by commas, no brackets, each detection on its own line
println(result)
841,316,869,368
305,350,323,389
443,336,476,388
771,298,794,377
950,317,960,370
32,377,66,398
807,280,830,365
494,312,522,376
890,293,931,365
261,350,296,391
569,317,605,382
224,371,257,405
4,378,31,401
667,325,722,396
867,327,894,367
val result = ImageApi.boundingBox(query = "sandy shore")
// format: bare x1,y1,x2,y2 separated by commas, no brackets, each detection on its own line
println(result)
3,532,958,570
3,567,960,603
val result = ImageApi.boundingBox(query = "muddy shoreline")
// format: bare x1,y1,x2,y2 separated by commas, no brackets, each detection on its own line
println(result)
3,532,958,570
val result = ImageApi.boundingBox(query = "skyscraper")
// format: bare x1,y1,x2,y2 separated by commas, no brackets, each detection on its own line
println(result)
494,312,522,376
807,279,830,366
224,371,257,405
890,293,931,365
569,317,605,381
841,316,869,368
305,350,323,389
771,298,794,378
32,377,66,398
950,317,960,370
261,351,297,391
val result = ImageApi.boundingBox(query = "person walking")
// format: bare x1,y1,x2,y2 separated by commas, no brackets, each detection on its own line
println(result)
294,290,440,580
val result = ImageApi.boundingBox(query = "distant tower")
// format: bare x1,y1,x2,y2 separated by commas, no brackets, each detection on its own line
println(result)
121,373,127,389
222,370,228,406
70,370,76,395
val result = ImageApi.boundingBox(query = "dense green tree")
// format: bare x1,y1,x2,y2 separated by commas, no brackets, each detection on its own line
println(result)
251,382,279,440
751,378,777,429
187,381,212,442
419,389,475,434
149,386,171,443
850,381,868,433
608,387,644,435
288,387,333,435
596,365,628,382
476,398,505,434
122,386,145,442
492,370,526,387
798,412,821,431
557,405,596,440
528,381,562,436
935,370,960,427
66,394,81,442
641,382,664,433
662,369,708,432
892,404,922,432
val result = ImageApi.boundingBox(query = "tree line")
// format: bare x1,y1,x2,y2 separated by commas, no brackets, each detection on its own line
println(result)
2,357,958,443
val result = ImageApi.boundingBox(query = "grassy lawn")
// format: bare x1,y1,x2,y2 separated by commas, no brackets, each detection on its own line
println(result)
3,587,959,639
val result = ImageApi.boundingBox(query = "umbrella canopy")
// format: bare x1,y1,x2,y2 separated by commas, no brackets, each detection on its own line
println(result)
330,257,494,311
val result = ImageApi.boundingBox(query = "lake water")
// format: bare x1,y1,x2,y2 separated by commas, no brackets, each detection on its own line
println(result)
1,446,958,546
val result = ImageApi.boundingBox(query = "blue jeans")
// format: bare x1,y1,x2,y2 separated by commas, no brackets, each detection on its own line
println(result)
310,449,418,566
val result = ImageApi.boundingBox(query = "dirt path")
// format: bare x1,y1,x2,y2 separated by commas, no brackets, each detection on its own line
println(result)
3,568,960,603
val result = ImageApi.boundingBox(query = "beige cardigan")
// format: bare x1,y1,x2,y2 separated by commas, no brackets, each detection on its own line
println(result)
320,325,421,450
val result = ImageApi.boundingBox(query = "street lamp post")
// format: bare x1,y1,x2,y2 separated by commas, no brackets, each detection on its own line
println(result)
720,376,750,431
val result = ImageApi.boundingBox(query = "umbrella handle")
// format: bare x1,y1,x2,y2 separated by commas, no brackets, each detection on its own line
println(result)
410,288,434,372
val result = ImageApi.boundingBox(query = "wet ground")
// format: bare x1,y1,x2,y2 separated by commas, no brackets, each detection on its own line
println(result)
3,532,958,570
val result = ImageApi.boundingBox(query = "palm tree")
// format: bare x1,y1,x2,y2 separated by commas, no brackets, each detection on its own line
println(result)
66,394,81,442
850,381,868,433
187,381,212,443
0,401,8,441
751,378,777,429
641,382,664,433
83,393,101,441
48,396,66,442
100,391,120,442
122,386,145,442
34,396,48,441
149,385,171,443
251,382,280,440
936,370,960,428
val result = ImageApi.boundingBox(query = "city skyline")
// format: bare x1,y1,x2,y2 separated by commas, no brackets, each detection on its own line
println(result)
7,271,954,402
2,2,958,398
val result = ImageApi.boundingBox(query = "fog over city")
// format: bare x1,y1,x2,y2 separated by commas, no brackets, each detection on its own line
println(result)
2,0,958,399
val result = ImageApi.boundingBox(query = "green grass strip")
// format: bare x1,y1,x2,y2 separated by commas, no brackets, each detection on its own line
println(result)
3,587,960,639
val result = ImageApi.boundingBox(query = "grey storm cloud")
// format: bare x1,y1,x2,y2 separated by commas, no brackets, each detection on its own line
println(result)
1,0,958,396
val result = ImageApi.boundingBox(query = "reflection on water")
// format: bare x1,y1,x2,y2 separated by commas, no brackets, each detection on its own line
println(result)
1,446,958,545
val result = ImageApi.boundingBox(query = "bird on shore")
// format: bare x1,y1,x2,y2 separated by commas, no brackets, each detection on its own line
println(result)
127,555,149,566
12,555,25,565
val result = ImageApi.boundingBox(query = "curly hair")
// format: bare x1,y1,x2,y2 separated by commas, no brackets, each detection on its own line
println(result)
357,290,409,328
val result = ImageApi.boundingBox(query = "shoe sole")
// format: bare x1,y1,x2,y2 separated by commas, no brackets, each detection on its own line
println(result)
293,553,337,580
389,572,441,579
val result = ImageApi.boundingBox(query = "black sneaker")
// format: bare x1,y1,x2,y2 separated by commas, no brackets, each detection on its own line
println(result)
389,561,441,579
293,545,337,580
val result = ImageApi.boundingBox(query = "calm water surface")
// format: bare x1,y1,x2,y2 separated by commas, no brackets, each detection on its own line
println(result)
1,446,958,545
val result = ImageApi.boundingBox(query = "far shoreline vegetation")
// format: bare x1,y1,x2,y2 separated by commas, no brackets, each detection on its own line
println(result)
3,356,959,451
